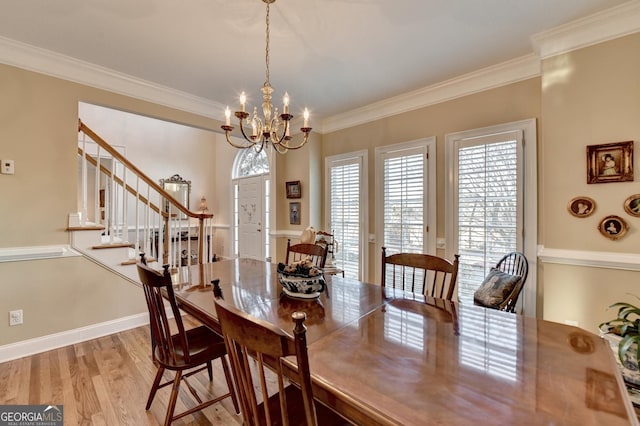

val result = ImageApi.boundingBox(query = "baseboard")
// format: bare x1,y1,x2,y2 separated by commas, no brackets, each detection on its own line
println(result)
0,312,150,364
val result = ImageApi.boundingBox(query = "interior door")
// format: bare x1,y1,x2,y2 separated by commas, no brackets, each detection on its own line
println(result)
238,176,264,260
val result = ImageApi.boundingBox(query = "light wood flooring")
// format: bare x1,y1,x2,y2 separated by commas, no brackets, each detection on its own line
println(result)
0,317,242,425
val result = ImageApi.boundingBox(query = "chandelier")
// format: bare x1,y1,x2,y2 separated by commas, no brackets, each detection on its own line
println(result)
221,0,312,154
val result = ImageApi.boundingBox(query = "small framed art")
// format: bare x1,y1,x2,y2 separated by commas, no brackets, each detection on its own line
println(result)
289,202,301,225
567,196,595,218
624,194,640,217
598,215,628,240
286,180,301,199
586,141,634,184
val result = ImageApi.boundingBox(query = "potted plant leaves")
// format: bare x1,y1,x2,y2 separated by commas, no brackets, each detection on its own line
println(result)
600,299,640,386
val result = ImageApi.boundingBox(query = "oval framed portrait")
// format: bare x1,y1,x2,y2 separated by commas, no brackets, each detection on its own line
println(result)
624,194,640,217
567,196,595,218
598,215,628,240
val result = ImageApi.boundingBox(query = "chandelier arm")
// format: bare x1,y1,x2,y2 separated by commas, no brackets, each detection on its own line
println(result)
271,120,289,146
224,131,254,149
272,142,288,154
278,131,311,150
254,140,265,154
237,117,258,146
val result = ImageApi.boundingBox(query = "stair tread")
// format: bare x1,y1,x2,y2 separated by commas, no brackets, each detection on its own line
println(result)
92,243,134,250
68,225,105,231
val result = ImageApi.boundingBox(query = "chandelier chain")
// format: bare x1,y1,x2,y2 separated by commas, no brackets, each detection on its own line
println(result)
265,2,270,86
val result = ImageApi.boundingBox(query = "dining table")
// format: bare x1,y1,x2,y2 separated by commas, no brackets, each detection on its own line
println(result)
169,258,637,425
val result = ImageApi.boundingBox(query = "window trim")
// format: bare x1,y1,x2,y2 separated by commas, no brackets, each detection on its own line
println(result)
324,150,369,281
375,137,437,284
445,119,537,315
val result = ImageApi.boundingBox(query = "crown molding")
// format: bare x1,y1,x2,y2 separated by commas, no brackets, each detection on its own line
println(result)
531,0,640,59
0,36,225,119
319,54,540,134
3,2,638,134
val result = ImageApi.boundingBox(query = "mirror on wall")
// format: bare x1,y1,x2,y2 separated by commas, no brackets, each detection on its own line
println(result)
160,174,191,219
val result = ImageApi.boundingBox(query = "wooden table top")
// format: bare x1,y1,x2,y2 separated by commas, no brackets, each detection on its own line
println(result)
171,258,637,425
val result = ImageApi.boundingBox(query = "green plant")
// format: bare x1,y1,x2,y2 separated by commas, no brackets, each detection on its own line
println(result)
600,300,640,363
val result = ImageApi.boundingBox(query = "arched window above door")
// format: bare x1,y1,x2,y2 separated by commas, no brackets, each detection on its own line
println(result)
233,148,270,178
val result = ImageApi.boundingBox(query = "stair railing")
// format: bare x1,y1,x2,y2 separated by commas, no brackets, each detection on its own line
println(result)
77,119,214,274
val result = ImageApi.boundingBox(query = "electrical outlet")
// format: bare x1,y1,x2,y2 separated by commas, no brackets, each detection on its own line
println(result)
1,159,15,175
9,309,23,326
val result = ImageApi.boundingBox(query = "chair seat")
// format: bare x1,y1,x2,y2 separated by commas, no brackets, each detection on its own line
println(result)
155,325,227,370
263,385,349,426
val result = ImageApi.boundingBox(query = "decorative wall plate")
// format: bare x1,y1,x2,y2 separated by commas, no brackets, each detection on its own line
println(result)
567,196,595,218
624,194,640,217
598,215,628,240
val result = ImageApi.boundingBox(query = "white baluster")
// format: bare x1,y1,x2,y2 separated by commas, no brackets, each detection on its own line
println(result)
94,146,101,225
122,167,128,246
110,160,116,244
81,133,88,226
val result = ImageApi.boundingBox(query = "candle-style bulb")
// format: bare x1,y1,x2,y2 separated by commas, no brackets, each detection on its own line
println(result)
239,92,246,112
224,106,231,126
303,108,310,128
283,92,290,114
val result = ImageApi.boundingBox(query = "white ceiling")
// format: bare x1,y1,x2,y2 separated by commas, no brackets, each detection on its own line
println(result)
0,0,634,129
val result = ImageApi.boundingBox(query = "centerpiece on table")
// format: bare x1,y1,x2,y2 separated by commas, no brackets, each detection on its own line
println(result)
277,258,325,299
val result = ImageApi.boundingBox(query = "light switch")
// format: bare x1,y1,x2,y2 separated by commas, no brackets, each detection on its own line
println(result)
1,159,14,175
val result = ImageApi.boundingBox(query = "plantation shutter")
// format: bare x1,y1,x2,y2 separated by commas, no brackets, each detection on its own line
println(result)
328,157,362,280
455,130,523,304
382,147,425,256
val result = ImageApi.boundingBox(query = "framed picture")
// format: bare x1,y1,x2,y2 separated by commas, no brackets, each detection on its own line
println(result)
586,141,634,184
286,180,301,199
289,202,301,225
624,194,640,217
598,215,628,240
567,196,595,218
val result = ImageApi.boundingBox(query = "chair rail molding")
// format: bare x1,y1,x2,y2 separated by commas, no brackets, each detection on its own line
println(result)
0,245,81,263
537,245,640,271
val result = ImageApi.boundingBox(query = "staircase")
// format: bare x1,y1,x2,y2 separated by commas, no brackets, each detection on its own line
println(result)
69,120,214,284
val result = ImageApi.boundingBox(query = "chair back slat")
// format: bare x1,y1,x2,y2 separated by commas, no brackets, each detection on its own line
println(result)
495,252,529,313
137,262,190,365
382,248,460,300
285,239,328,268
215,297,318,426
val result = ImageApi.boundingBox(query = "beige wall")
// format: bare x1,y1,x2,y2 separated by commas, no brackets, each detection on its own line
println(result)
0,64,231,346
540,32,640,332
321,78,541,282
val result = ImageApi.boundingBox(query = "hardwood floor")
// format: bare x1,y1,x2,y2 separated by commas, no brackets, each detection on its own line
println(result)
0,317,242,425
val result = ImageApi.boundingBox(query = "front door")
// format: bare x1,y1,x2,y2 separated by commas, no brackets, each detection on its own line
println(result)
238,176,264,260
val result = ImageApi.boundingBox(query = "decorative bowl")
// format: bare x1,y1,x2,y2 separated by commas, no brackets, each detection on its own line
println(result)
277,271,326,299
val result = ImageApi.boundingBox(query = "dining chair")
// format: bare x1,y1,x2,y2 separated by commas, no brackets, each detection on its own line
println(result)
137,261,238,425
214,294,348,426
381,247,460,300
285,238,328,268
474,251,528,313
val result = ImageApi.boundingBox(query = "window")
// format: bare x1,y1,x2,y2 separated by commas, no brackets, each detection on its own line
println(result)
325,151,368,280
376,138,436,286
445,119,536,314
